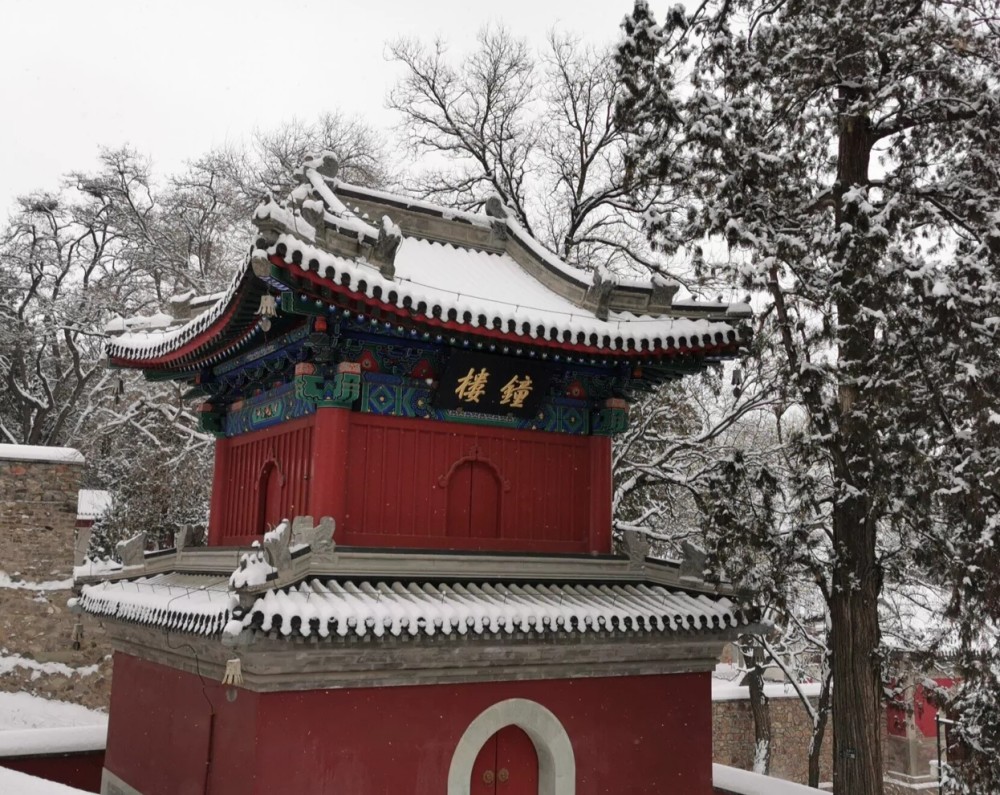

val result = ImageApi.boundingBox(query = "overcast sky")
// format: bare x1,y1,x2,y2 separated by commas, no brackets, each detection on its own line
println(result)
1,0,631,215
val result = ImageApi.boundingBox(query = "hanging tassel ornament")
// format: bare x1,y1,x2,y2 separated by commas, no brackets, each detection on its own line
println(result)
222,658,243,687
71,620,84,651
255,294,278,332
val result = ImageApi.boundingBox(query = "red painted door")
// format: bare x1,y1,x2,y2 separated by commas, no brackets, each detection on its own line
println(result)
470,725,539,794
447,462,500,539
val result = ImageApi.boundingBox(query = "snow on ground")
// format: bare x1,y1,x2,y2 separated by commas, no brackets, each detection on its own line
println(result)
0,765,94,794
0,572,73,591
0,651,100,680
714,763,824,794
0,692,107,757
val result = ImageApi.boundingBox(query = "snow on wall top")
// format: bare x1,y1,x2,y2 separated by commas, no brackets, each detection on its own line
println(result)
713,764,825,794
0,444,84,465
74,571,749,641
0,692,107,757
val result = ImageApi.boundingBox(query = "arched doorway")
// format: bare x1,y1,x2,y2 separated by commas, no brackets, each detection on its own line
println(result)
470,725,538,794
448,699,575,795
446,460,501,539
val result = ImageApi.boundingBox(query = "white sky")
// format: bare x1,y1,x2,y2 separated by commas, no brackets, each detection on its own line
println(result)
1,0,631,215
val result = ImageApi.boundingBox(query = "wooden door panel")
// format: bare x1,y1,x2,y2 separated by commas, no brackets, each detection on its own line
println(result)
446,463,473,538
497,725,538,794
470,463,500,539
471,732,498,795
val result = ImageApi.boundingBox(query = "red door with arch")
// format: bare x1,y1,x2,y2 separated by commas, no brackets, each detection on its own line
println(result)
470,725,538,794
446,460,502,539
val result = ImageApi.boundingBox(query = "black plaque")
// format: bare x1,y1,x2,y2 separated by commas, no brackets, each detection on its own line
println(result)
433,351,551,418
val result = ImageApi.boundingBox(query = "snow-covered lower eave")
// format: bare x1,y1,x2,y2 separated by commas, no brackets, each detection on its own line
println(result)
0,444,84,465
75,575,748,642
231,579,747,641
269,237,741,356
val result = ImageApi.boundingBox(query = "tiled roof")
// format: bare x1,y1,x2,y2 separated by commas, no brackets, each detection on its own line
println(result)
74,573,234,636
76,490,112,521
74,574,749,641
105,153,750,366
266,235,742,355
105,264,257,364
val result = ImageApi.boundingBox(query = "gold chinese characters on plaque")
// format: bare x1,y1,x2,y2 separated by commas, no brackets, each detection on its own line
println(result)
434,352,549,417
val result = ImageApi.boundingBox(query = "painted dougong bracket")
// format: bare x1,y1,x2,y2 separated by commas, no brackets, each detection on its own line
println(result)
294,361,361,408
197,402,226,437
592,398,630,436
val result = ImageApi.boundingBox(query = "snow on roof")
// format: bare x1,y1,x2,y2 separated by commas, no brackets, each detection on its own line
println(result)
0,444,84,465
106,153,748,366
76,572,749,641
106,261,251,362
0,692,107,758
713,764,825,794
74,573,235,636
76,490,111,521
268,234,739,354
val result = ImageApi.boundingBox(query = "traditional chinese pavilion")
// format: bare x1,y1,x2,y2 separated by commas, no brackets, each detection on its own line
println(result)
74,153,756,795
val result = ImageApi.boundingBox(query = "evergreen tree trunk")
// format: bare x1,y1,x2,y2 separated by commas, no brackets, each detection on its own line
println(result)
830,91,883,795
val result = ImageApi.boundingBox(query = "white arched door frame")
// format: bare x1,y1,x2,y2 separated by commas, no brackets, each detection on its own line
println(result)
447,698,575,795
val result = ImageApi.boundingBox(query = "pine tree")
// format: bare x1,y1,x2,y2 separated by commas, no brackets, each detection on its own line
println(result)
616,1,1000,791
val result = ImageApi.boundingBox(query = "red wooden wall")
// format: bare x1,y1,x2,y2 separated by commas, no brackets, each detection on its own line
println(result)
104,653,714,795
341,415,608,553
209,411,612,553
210,417,313,545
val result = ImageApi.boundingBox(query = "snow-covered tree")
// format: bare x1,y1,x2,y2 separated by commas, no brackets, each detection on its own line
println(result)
616,1,1000,792
389,25,692,280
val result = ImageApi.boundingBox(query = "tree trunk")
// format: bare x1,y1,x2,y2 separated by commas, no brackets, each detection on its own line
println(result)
830,87,884,794
808,658,833,788
742,638,772,775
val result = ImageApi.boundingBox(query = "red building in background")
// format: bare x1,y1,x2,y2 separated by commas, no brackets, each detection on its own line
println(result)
74,153,755,794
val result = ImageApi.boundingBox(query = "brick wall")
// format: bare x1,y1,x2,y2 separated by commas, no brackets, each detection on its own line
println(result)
713,695,834,787
0,450,112,709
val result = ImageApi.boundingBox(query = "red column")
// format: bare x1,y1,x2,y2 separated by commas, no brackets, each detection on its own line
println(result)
588,435,613,554
207,435,231,546
308,408,351,531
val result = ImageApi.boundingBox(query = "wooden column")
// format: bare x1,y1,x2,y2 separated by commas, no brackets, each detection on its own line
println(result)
588,435,613,554
308,407,351,531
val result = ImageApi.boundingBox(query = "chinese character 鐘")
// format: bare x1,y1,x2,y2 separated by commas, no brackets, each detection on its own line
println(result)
500,375,533,409
455,367,490,403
